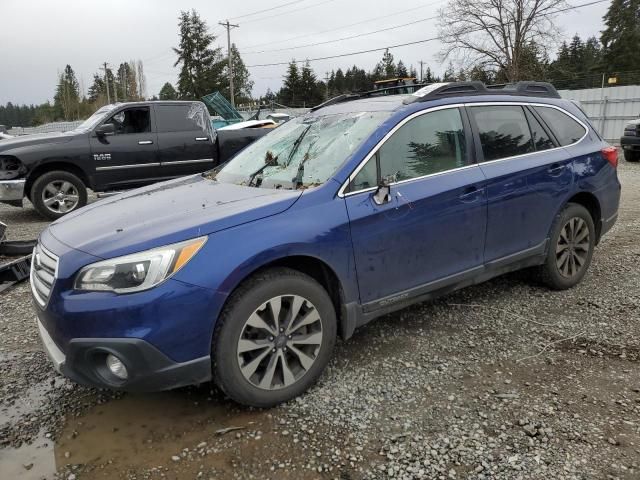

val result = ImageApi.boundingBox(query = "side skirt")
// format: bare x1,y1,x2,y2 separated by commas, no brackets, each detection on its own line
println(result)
341,240,548,338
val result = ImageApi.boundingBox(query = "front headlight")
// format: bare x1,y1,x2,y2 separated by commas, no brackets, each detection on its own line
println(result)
74,237,207,293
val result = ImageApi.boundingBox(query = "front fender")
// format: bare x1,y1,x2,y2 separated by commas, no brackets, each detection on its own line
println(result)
172,192,359,324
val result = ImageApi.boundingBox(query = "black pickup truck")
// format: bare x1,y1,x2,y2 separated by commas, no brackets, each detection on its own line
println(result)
0,101,216,219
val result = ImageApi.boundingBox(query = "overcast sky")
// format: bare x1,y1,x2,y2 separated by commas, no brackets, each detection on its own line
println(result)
0,0,609,106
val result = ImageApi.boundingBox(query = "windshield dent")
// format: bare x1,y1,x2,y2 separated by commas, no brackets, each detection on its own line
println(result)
210,111,389,190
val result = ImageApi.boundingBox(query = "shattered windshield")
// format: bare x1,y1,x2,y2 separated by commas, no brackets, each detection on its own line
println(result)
211,111,389,189
72,105,117,133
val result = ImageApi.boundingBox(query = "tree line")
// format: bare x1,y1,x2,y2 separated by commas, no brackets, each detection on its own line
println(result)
2,0,639,127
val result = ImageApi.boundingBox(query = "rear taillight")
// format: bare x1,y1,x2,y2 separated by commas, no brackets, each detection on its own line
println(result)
601,146,618,168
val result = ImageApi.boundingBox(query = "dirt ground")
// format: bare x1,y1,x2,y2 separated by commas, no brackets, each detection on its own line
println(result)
0,160,639,480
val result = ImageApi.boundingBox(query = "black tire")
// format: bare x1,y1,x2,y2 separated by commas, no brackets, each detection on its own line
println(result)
30,170,87,220
212,267,337,407
623,150,640,163
538,203,595,290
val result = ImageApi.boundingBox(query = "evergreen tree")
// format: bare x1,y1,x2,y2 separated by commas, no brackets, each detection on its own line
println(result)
87,74,106,103
277,61,301,106
381,49,396,78
53,65,80,120
442,62,457,81
159,82,178,100
396,60,408,77
299,61,323,107
173,9,225,99
601,0,640,78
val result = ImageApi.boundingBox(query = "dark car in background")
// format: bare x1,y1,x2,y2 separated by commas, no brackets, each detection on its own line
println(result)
621,115,640,162
0,101,215,219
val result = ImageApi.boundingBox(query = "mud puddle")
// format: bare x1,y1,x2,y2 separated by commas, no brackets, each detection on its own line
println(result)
50,386,328,479
0,434,56,479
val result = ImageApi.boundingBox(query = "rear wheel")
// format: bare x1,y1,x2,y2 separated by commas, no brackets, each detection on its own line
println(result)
538,203,595,290
212,268,336,407
30,170,87,220
623,150,640,162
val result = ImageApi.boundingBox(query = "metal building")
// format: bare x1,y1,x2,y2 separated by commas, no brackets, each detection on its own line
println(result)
559,85,640,143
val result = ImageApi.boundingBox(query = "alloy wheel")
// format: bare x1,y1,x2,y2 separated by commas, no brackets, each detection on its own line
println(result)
237,295,323,390
41,180,80,214
555,217,590,278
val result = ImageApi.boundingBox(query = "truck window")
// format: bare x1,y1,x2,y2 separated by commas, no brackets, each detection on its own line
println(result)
155,104,209,133
105,107,151,135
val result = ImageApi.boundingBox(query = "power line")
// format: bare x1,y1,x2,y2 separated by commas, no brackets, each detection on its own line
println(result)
243,14,440,55
246,0,610,68
240,0,446,50
228,0,307,20
241,0,337,25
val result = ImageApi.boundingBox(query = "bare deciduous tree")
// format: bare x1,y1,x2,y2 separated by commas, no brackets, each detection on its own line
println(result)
438,0,565,81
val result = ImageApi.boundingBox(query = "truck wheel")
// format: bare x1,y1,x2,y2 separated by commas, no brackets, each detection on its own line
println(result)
537,203,595,290
212,267,336,407
30,170,88,220
623,150,640,162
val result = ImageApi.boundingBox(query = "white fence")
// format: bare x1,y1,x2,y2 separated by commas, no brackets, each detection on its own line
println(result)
559,85,640,143
8,120,82,136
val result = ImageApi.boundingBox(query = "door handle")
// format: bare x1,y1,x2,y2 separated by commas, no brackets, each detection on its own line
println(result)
138,140,154,145
547,163,565,176
459,186,483,203
195,137,209,141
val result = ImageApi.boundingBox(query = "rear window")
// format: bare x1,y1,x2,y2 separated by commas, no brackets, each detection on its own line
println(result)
155,103,209,133
534,106,586,146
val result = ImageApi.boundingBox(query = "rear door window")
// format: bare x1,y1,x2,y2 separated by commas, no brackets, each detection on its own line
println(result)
155,104,210,133
469,106,534,161
524,108,555,151
533,106,587,146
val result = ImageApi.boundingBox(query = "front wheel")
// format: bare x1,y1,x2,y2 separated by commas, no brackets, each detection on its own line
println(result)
30,170,88,220
212,268,336,407
538,203,595,290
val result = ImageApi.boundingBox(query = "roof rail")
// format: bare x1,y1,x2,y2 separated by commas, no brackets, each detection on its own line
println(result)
311,81,560,112
310,84,427,111
413,81,560,101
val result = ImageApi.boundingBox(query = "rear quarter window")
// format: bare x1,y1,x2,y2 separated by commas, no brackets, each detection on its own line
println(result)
533,106,587,146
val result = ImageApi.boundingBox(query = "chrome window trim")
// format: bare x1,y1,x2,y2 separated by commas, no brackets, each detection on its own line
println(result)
337,101,589,198
96,163,161,171
338,103,465,198
466,102,589,166
161,158,213,166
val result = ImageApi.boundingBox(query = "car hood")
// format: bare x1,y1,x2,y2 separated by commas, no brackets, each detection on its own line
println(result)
0,131,73,152
48,175,302,259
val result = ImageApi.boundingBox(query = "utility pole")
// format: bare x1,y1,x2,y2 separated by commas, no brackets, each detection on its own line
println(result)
219,20,239,107
100,62,111,104
419,60,425,83
324,72,330,100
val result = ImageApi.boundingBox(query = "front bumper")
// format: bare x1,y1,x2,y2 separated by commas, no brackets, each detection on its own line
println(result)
36,317,212,391
621,136,640,150
0,179,25,202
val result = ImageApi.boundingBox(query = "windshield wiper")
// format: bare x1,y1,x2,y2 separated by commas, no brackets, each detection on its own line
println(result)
247,151,279,187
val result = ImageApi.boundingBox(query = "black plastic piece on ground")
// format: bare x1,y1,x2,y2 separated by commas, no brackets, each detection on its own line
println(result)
0,255,32,293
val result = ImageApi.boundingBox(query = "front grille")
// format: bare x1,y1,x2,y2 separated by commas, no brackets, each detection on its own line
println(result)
624,124,639,137
30,243,59,308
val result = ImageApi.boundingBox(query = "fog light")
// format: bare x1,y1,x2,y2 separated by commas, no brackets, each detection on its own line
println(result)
106,354,128,380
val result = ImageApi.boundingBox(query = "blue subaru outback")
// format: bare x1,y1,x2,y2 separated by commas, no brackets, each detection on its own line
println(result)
32,82,620,407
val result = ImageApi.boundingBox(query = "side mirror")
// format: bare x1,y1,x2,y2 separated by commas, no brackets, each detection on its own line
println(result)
95,123,115,137
372,174,395,206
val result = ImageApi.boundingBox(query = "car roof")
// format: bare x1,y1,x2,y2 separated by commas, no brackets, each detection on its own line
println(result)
308,94,412,116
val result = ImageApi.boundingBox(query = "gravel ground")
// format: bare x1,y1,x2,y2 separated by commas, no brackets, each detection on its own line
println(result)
0,162,639,480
